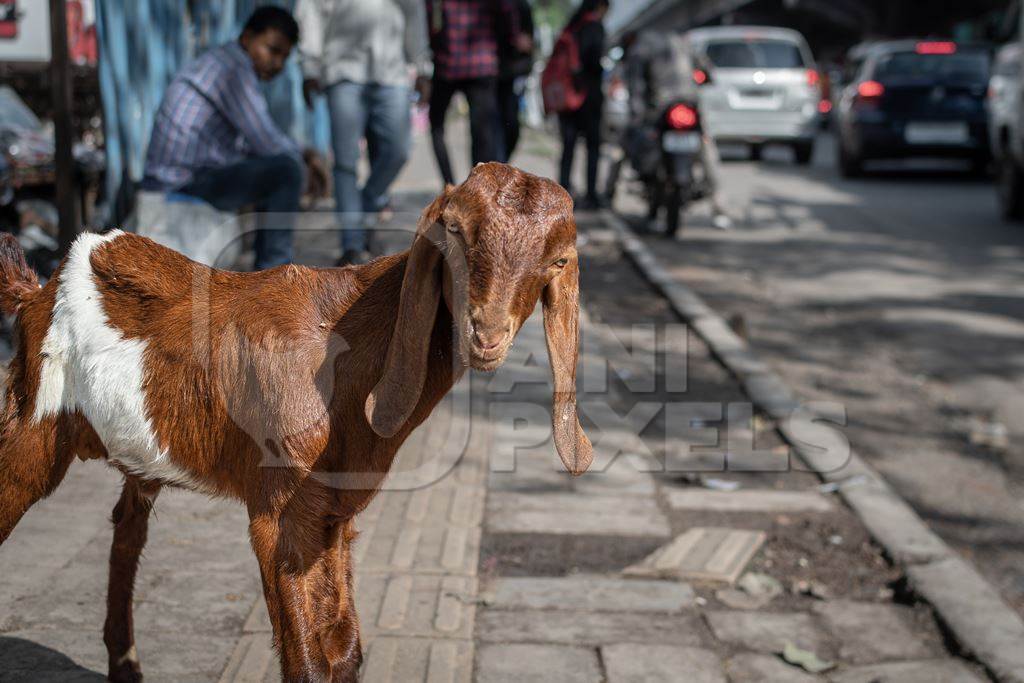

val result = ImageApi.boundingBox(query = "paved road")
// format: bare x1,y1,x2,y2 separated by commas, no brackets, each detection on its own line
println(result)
612,133,1024,614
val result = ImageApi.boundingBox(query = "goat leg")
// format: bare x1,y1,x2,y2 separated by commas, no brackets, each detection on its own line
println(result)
104,476,160,683
250,508,336,682
321,521,361,682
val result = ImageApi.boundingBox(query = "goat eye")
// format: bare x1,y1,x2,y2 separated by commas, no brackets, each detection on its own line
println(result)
554,258,569,268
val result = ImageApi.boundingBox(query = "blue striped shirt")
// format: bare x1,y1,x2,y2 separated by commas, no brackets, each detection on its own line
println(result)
143,42,299,190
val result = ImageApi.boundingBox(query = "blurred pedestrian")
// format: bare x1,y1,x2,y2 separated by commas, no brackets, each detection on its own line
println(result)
141,7,328,270
555,0,609,210
296,0,430,266
497,0,535,162
426,0,526,185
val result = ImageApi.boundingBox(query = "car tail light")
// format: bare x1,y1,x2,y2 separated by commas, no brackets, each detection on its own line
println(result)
693,69,708,85
818,99,833,114
857,80,885,98
807,69,820,87
666,103,698,129
916,41,957,55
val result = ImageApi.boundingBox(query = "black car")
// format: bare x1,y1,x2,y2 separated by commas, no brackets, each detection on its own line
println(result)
836,40,992,177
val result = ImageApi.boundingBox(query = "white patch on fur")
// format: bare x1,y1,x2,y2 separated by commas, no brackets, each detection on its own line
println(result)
34,230,200,489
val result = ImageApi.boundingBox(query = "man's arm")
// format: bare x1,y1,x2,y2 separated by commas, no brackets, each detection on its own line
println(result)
398,0,431,101
399,0,429,71
498,0,529,53
294,0,324,80
216,68,299,159
294,0,325,106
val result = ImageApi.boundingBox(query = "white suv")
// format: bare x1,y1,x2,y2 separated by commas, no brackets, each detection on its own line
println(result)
989,42,1024,219
685,26,822,164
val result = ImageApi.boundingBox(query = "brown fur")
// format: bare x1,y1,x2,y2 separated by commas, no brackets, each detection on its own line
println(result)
0,163,591,682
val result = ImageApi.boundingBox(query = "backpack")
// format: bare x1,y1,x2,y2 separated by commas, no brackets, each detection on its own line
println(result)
541,15,596,115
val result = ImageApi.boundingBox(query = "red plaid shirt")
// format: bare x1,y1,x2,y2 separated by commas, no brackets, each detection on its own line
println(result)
427,0,520,80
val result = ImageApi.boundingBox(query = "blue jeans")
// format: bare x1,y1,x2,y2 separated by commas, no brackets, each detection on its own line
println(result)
178,153,303,270
326,81,411,252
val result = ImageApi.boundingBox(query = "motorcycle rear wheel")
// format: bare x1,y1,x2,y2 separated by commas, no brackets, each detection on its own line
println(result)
665,185,684,237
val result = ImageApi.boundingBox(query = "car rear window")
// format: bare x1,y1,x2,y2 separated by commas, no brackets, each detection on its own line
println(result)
705,40,807,69
874,50,990,83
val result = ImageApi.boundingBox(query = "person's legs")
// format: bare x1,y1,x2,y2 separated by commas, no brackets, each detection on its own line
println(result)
179,154,303,270
582,99,604,201
558,112,579,194
463,78,499,166
362,83,412,249
429,78,458,185
496,78,520,162
326,81,371,253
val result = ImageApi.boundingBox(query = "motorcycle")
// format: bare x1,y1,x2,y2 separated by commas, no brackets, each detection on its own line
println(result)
607,51,720,235
607,99,713,236
653,100,711,236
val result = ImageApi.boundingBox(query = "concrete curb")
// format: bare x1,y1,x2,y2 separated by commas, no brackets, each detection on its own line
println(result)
599,209,1024,683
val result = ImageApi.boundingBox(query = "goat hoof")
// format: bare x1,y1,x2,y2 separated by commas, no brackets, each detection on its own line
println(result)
108,662,143,683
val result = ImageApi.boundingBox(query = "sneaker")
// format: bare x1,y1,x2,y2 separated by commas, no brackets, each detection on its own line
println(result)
336,249,373,267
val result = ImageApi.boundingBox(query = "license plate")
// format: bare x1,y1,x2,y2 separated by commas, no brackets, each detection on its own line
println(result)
905,122,969,145
662,132,701,153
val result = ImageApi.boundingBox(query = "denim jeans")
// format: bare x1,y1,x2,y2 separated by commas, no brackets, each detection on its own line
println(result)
326,80,411,252
177,153,303,270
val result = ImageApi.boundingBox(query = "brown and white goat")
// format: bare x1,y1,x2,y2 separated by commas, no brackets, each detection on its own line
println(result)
0,163,592,682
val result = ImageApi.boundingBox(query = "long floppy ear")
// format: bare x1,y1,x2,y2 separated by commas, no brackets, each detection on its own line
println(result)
365,191,449,437
542,255,594,475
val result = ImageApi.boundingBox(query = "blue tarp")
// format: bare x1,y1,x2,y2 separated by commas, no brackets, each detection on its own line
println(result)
95,0,329,223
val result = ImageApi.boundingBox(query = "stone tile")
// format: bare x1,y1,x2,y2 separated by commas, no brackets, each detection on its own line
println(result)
218,634,275,683
361,636,473,683
485,577,694,613
0,628,240,682
570,454,657,497
829,659,985,683
705,611,828,655
241,575,478,640
602,644,725,683
358,574,477,639
354,482,484,576
477,609,704,646
487,451,572,494
813,600,933,664
0,630,107,679
725,653,817,683
624,528,766,584
221,633,475,683
486,492,671,537
476,644,601,683
664,489,834,513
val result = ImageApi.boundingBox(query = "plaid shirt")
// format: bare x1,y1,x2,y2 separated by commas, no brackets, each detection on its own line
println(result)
427,0,519,81
143,42,299,190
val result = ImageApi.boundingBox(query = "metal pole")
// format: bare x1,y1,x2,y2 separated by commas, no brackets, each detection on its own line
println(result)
48,0,78,253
